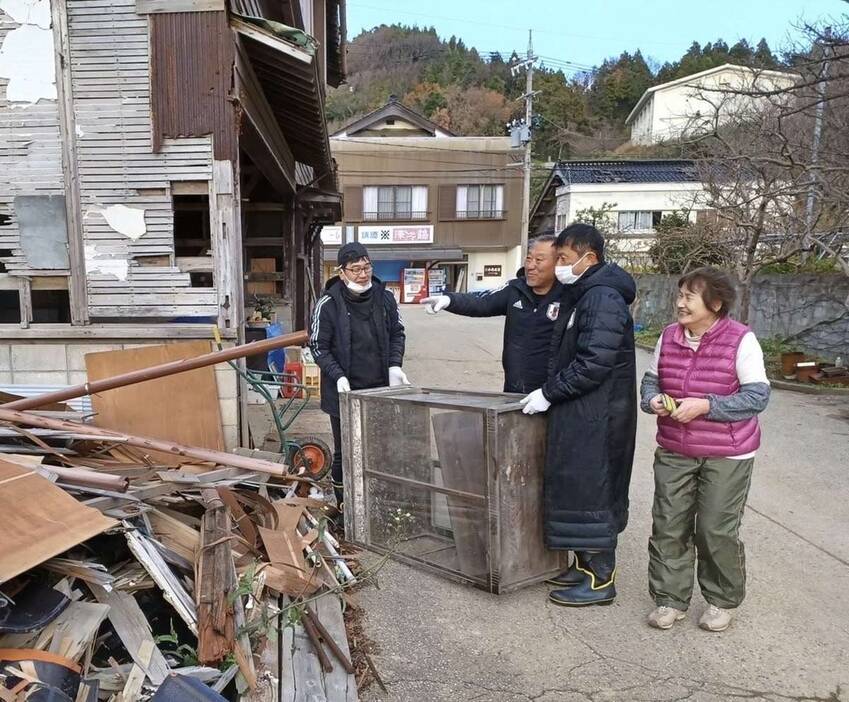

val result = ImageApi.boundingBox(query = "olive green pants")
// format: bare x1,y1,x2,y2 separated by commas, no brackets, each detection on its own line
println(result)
648,447,755,610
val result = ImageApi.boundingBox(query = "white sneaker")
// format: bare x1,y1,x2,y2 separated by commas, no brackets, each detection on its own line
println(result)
647,605,686,630
699,605,733,632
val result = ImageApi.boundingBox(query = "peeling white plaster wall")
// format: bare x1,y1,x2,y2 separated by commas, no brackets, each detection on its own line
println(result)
100,204,146,240
0,0,56,106
0,0,51,27
84,244,129,281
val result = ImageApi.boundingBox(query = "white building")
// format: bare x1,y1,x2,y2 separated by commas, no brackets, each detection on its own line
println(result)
626,64,797,145
529,160,712,262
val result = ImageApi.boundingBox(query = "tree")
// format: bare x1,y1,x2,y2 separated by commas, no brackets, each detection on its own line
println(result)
589,51,654,123
680,23,849,321
648,212,731,273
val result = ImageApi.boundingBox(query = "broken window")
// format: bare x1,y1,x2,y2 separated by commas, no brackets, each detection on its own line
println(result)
173,193,213,288
0,291,21,324
32,289,71,323
0,249,12,274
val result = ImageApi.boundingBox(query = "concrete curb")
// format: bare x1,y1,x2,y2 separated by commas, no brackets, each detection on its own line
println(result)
634,341,849,397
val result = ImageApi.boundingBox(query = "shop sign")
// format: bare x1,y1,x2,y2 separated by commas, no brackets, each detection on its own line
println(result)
483,265,502,277
358,225,434,245
320,226,342,245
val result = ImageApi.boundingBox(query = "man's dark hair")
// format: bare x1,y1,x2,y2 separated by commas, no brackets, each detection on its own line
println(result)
556,223,605,262
678,266,736,317
527,234,557,254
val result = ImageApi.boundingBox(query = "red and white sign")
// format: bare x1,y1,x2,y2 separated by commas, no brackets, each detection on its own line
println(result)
402,268,428,303
358,225,434,245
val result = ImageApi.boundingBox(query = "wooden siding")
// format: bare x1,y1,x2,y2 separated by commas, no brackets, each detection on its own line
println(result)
150,11,237,162
67,0,218,319
0,7,66,275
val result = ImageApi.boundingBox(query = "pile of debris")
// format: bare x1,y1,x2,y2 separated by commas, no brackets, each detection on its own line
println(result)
0,337,363,702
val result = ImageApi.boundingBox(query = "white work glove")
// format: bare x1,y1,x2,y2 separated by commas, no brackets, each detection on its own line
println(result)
336,376,351,393
388,366,409,387
520,388,551,415
421,295,451,314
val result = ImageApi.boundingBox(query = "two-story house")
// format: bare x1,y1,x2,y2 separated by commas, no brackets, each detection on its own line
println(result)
323,98,524,300
530,160,710,258
0,0,345,447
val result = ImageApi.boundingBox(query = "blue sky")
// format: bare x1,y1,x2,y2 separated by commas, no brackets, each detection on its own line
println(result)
346,0,847,72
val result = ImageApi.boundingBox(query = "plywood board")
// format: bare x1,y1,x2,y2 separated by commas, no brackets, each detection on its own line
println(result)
246,258,277,296
0,460,116,584
85,341,224,466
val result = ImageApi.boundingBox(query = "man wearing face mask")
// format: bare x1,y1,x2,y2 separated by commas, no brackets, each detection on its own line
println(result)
419,234,562,394
520,223,637,607
310,242,408,520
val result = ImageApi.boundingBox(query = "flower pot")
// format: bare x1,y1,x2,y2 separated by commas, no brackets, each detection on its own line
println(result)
781,352,806,379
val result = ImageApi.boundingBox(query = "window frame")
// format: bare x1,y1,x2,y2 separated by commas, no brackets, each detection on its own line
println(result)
363,185,428,221
456,184,506,220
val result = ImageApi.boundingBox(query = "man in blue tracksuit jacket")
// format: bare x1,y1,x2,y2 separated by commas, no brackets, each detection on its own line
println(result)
421,234,561,394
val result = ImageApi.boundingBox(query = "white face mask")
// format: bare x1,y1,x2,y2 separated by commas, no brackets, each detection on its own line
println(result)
555,253,590,285
341,270,372,294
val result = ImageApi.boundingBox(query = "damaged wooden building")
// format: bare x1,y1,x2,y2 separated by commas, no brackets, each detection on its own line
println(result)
0,0,345,447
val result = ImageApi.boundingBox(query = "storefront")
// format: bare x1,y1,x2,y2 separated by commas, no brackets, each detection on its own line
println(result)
320,224,467,302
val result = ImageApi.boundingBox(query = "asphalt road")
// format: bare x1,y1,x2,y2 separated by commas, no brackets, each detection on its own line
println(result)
357,304,849,702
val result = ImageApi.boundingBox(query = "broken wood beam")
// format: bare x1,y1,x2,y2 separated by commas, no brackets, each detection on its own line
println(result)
0,408,311,480
1,330,308,411
196,489,236,667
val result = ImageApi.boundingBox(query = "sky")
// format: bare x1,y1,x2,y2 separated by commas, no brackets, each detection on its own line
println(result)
345,0,848,72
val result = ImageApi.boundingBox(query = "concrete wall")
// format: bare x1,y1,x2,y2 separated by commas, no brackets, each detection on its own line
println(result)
632,274,849,359
0,340,240,449
467,250,512,291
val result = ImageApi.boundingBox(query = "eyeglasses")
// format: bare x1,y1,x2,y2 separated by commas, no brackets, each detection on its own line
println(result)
344,264,373,276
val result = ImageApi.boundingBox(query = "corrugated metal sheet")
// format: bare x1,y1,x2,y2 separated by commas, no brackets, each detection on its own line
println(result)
239,31,332,174
67,0,218,319
0,385,92,414
150,11,237,162
0,7,66,276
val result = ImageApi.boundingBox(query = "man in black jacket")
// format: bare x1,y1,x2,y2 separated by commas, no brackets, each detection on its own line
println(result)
420,235,561,394
520,223,637,607
309,242,408,513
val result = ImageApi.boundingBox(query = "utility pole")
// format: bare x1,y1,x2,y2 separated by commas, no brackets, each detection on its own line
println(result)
510,30,537,257
804,30,831,249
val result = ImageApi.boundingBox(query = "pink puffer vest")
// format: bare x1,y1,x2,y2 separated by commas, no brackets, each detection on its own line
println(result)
657,317,761,458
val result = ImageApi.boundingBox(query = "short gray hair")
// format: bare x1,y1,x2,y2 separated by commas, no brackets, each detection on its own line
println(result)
528,234,557,254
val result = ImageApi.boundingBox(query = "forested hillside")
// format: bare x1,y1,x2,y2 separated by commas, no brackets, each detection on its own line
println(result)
326,25,785,159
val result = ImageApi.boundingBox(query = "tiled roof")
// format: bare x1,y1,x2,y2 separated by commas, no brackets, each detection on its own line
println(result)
556,159,699,185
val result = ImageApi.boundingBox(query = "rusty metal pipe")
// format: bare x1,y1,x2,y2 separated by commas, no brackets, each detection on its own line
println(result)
1,330,309,411
0,408,310,480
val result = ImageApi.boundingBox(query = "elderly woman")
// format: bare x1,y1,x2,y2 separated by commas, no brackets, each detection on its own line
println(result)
640,266,770,632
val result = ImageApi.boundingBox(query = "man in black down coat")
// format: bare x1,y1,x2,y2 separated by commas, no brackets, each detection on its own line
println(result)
419,234,562,394
520,223,637,607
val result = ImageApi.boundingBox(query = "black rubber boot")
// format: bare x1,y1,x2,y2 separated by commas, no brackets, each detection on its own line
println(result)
548,551,616,607
545,555,586,587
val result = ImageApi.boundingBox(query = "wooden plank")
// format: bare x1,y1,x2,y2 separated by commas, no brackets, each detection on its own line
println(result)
84,341,224,466
136,0,225,13
52,0,91,326
125,529,197,634
314,596,358,701
88,584,170,686
291,618,327,702
196,491,236,667
247,258,277,296
171,181,209,195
